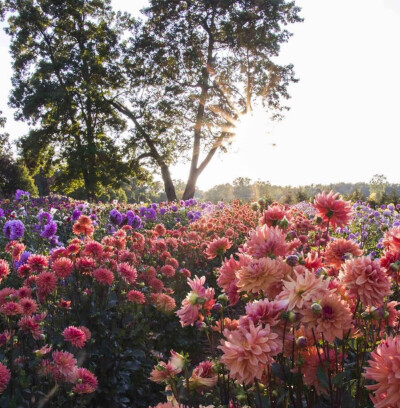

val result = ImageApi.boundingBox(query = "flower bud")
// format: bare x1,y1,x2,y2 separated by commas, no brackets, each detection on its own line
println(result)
286,255,299,267
212,303,222,313
296,336,308,349
279,216,289,229
311,302,322,315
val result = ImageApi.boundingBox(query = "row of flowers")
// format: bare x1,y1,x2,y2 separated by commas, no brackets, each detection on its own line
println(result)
1,190,400,406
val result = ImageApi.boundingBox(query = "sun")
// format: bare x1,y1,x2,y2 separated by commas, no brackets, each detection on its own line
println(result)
234,107,271,139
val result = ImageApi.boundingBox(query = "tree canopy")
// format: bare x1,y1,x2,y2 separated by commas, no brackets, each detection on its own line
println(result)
3,0,302,200
5,0,139,199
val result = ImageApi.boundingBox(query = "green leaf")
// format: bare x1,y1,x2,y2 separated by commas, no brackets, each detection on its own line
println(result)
317,365,330,389
332,371,347,386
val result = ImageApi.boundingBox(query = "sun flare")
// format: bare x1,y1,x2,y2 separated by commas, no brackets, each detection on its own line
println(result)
234,107,271,140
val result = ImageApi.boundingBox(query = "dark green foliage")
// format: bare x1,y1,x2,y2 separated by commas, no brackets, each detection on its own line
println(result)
4,0,138,199
0,111,38,197
112,0,302,200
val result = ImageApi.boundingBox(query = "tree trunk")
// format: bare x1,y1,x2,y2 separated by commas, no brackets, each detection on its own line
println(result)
182,170,198,200
161,163,177,201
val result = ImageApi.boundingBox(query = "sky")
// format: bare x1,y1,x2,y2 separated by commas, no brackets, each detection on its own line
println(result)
1,0,400,191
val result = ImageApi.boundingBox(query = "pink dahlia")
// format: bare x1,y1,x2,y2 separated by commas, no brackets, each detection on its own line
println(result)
0,362,10,394
219,321,280,385
151,293,176,313
301,293,353,342
154,223,167,236
189,361,218,390
52,350,77,382
237,257,290,297
83,241,104,258
244,299,289,328
18,316,43,339
19,297,38,315
313,191,352,228
160,264,175,278
52,257,74,279
149,361,181,383
127,290,146,304
73,368,98,394
364,335,400,408
0,260,10,282
217,254,251,293
340,256,391,307
36,272,57,295
278,268,330,311
1,301,23,316
63,326,86,348
93,268,114,285
27,254,49,272
324,238,363,268
383,226,400,252
259,203,288,227
245,225,289,259
117,262,137,284
176,275,215,327
204,237,232,259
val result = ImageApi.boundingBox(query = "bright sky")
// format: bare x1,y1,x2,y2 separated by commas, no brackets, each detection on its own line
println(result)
1,0,400,191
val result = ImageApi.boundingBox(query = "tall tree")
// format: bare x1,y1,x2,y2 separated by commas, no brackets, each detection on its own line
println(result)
4,0,136,199
0,110,38,197
112,0,302,200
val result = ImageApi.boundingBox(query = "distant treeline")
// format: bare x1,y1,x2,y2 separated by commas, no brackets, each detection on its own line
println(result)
194,175,399,206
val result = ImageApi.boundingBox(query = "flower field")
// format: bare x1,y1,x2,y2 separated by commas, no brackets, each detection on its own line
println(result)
1,190,400,408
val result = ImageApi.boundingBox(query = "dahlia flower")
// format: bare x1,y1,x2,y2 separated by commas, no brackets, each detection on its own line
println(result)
1,301,23,316
0,260,10,282
244,225,289,259
150,361,181,383
83,241,104,258
325,238,363,268
151,293,176,313
27,254,48,272
40,221,57,239
160,264,175,278
109,209,123,225
301,293,353,342
219,321,280,385
52,257,74,279
217,254,251,293
189,361,217,390
3,220,25,240
364,336,400,408
383,226,400,252
127,290,146,304
176,275,215,327
154,224,167,236
313,191,352,228
0,362,10,394
340,256,391,307
93,268,114,285
278,268,330,311
73,368,98,394
237,257,290,296
204,237,232,259
18,316,43,339
117,262,137,283
19,297,38,315
244,298,289,328
63,326,87,348
52,350,78,382
36,272,57,295
259,203,287,227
